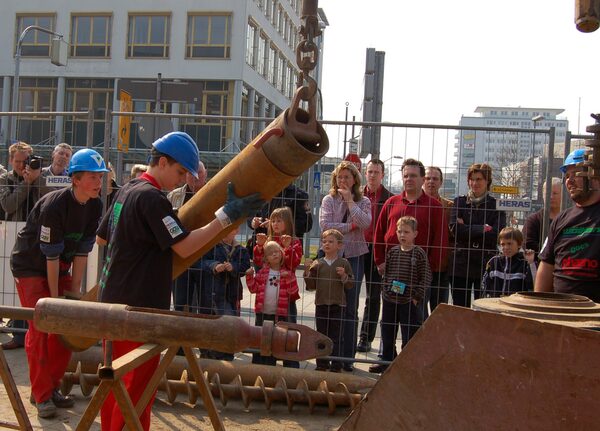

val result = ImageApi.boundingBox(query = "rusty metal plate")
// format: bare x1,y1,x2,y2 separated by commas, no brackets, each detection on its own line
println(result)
340,304,600,430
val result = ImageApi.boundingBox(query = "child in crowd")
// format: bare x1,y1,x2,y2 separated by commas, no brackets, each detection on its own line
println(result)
253,206,302,368
200,226,251,360
482,227,535,298
304,229,354,372
246,240,298,365
370,216,432,374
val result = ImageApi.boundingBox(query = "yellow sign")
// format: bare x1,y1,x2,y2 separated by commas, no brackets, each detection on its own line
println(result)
491,185,519,195
118,90,132,152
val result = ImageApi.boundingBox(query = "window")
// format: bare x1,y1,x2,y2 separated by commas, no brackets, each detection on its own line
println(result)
127,14,170,58
187,14,231,58
268,45,277,84
15,78,57,144
64,79,113,147
283,15,289,41
257,33,268,76
70,14,112,57
277,55,285,91
15,14,56,56
180,81,232,152
271,1,278,25
246,22,257,67
276,6,284,33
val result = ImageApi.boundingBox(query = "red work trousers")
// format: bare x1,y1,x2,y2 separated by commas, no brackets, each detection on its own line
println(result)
15,275,73,404
101,340,159,431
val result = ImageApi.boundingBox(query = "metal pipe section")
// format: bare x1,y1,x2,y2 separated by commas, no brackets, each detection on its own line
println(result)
31,298,330,360
172,108,328,276
575,0,600,32
61,370,363,414
67,347,376,394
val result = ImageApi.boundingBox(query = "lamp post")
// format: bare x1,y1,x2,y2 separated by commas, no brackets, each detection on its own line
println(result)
10,25,64,142
382,155,403,189
343,102,349,157
531,115,545,201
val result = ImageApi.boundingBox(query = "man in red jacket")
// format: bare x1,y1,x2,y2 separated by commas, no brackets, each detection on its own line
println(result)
373,159,448,315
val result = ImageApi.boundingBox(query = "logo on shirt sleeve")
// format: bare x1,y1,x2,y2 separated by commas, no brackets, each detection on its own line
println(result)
162,216,183,239
40,225,51,243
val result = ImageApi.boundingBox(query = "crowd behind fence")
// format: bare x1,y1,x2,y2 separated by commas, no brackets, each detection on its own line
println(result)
0,110,590,371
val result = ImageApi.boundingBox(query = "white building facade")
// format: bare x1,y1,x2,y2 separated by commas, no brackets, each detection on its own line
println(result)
0,0,327,156
455,106,568,195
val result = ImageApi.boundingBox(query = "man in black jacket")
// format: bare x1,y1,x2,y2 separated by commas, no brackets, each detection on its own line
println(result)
248,182,313,251
357,159,393,353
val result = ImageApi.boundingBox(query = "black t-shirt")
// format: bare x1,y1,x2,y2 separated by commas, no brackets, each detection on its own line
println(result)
539,200,600,301
98,177,189,310
10,187,103,277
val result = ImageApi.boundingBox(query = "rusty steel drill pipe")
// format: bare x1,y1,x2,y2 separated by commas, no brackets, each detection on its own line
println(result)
575,0,600,33
15,298,332,361
52,107,327,351
67,346,376,394
61,371,363,414
173,107,328,277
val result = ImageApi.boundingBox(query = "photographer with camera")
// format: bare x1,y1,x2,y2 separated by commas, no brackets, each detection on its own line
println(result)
0,142,43,221
0,141,43,350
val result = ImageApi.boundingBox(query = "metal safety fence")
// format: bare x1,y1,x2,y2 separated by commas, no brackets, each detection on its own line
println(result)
0,108,591,372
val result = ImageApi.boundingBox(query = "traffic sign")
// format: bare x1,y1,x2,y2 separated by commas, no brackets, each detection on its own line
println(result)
118,90,132,152
344,153,362,173
313,171,321,189
491,185,519,195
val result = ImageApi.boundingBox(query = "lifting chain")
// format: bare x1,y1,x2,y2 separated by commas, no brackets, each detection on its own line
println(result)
288,0,322,144
296,0,321,99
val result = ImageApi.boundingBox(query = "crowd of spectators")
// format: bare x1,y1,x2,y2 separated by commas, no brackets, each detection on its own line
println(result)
2,140,599,377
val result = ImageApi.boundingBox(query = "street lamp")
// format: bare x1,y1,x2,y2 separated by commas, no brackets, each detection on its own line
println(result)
382,155,403,189
531,115,545,202
10,25,64,141
532,114,545,154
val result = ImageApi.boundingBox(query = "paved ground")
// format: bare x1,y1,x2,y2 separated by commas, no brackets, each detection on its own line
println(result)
0,334,354,430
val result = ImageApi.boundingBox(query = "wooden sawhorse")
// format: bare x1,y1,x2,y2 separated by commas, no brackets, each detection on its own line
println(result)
75,343,224,431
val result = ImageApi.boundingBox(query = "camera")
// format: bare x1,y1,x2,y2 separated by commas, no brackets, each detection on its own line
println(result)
26,155,43,170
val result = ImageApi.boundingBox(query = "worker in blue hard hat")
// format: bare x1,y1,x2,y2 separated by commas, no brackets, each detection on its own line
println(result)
536,147,600,301
96,131,264,431
10,148,109,418
559,148,586,173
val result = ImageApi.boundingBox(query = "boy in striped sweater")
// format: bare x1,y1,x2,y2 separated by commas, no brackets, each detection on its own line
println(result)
370,216,432,374
246,240,298,365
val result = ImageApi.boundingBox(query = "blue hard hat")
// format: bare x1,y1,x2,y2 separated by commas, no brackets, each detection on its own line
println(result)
68,149,110,176
560,148,586,173
152,132,200,178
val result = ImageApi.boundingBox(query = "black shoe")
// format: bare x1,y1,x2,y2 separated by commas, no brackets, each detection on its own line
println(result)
368,364,388,374
1,339,23,350
356,339,371,353
343,363,354,372
51,389,74,408
315,366,328,372
36,399,56,418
